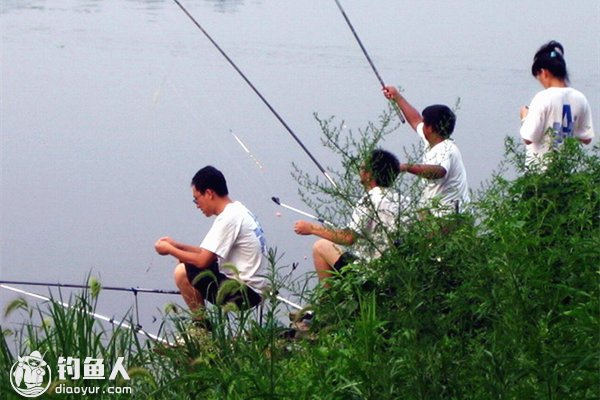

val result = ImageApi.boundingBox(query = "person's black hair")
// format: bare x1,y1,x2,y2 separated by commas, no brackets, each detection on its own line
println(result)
422,105,456,139
366,149,400,187
531,40,568,81
191,166,228,196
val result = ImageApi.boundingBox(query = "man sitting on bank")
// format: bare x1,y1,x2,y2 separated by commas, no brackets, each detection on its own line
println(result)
155,166,268,320
293,149,407,284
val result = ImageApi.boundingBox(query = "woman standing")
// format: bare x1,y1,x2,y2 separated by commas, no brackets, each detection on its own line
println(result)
520,40,594,168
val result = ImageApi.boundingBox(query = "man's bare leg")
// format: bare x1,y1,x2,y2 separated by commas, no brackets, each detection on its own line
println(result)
173,263,204,314
312,239,344,283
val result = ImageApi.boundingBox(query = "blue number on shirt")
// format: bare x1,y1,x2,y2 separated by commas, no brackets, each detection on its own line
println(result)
248,211,268,255
254,226,267,255
552,104,573,148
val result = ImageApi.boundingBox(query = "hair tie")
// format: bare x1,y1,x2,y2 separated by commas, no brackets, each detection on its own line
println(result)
550,51,557,58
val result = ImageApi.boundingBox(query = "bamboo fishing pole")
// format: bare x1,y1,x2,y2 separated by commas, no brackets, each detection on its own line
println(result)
333,0,406,123
171,0,338,188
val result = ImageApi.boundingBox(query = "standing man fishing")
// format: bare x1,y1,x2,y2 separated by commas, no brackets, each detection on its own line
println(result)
383,87,469,217
293,149,406,285
154,166,268,324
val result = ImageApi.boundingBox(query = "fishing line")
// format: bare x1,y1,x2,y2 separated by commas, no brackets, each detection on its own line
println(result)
333,0,406,123
160,76,278,201
171,0,337,188
147,24,272,194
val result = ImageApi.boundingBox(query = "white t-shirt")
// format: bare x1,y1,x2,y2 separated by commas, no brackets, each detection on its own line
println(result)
417,122,470,216
347,186,408,261
520,87,594,167
200,201,268,293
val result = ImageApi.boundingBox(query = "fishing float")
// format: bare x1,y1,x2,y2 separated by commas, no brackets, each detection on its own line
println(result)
172,0,337,188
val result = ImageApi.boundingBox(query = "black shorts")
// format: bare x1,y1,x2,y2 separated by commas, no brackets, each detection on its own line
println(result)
185,262,262,309
332,252,358,274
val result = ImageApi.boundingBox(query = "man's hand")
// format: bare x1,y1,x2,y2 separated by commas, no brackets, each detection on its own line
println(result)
294,220,315,236
382,85,400,101
154,238,172,256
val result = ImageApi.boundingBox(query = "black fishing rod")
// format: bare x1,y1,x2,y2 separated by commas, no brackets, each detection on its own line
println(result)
171,0,337,188
0,280,179,295
333,0,406,123
1,283,173,345
0,280,305,310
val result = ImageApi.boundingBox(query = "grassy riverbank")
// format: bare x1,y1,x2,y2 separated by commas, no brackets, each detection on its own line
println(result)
1,138,598,399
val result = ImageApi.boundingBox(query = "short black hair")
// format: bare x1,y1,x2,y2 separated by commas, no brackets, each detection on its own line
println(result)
365,149,400,187
191,166,228,196
531,40,568,81
422,104,456,139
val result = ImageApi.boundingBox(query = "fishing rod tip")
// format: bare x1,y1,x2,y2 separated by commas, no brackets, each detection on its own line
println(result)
271,196,280,204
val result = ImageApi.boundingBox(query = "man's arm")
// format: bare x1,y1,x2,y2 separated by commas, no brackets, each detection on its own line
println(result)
294,220,356,246
155,237,217,268
400,163,447,179
156,237,202,253
383,86,423,131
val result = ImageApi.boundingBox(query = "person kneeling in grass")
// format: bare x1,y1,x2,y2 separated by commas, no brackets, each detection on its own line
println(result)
155,166,268,325
293,149,407,286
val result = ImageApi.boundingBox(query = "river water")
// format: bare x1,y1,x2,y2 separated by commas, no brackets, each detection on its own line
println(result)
1,0,598,335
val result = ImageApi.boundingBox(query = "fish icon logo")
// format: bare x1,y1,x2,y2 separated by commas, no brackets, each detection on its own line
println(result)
10,350,52,398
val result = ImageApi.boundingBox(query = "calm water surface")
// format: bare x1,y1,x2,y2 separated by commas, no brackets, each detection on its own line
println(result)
1,0,598,332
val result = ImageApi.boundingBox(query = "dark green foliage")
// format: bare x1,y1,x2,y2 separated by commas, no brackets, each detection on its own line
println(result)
300,139,598,399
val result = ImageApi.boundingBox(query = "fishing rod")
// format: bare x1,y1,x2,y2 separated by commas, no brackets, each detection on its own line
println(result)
0,280,179,295
1,284,173,346
333,0,406,123
271,196,334,227
0,280,178,332
171,0,338,188
1,280,306,314
269,291,304,311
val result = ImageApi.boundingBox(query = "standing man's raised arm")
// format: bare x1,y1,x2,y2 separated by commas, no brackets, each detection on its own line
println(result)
383,86,423,131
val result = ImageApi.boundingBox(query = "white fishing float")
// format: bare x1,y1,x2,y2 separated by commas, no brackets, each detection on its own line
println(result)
230,130,265,170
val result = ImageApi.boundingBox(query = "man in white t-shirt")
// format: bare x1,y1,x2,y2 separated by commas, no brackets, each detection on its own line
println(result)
383,86,469,217
155,166,268,318
293,149,408,284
